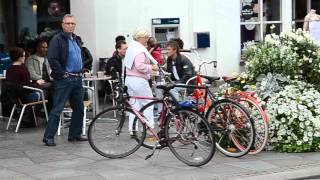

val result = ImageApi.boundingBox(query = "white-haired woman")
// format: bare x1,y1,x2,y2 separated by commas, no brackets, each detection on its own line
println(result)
123,28,159,135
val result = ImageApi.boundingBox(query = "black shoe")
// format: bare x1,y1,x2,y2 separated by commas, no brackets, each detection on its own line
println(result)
43,138,56,146
68,137,88,142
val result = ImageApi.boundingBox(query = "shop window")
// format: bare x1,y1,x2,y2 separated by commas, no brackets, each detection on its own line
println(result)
240,0,282,50
37,0,70,35
0,0,69,50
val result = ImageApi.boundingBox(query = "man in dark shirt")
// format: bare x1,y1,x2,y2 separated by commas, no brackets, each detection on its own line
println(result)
166,40,195,84
43,14,86,146
105,40,127,79
165,40,195,101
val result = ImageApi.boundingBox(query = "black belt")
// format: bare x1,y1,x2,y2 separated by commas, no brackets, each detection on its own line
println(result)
66,72,82,77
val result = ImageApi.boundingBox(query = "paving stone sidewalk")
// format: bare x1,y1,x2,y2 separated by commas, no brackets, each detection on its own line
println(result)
0,125,319,180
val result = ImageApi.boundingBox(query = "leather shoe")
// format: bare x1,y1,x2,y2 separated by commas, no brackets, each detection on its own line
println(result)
43,138,56,146
68,137,88,142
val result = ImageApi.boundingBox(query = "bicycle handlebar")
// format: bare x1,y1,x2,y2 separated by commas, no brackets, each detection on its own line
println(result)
199,61,217,68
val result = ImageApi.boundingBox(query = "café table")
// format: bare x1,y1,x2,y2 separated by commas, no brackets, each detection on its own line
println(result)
83,75,112,117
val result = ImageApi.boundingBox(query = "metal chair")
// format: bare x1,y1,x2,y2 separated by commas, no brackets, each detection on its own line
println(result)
58,86,94,136
6,86,48,133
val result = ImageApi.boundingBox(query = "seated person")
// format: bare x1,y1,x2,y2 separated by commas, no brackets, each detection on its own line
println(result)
79,37,93,72
25,39,53,110
165,40,195,100
4,47,43,127
26,39,52,85
105,40,128,79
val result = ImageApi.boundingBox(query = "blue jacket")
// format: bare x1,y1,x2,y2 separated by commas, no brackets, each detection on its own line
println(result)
47,32,82,80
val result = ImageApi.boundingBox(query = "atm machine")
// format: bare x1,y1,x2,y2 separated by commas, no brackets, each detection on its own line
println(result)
151,18,180,49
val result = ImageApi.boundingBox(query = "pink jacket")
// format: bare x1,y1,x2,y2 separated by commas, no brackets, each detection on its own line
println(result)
126,52,152,80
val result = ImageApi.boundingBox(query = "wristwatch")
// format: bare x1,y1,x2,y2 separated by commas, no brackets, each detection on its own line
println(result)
63,73,68,78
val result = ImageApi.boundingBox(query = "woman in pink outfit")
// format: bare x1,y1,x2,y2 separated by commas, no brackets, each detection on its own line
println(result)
123,27,159,134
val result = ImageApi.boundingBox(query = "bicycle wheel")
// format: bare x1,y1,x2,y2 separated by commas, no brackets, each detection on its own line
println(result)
165,108,216,167
238,97,268,154
206,99,255,157
135,100,164,149
88,106,146,159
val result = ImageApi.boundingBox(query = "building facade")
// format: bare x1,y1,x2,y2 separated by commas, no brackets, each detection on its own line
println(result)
1,0,320,75
71,0,293,75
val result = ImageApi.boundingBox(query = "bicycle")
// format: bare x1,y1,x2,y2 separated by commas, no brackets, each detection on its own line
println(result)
222,76,269,155
182,50,256,157
88,71,216,167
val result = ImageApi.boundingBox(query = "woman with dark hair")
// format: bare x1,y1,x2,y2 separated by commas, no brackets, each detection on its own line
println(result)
147,37,163,65
7,47,41,90
4,47,42,127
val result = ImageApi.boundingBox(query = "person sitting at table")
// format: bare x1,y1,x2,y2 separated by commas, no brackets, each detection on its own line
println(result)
2,47,42,127
105,40,128,79
25,39,53,111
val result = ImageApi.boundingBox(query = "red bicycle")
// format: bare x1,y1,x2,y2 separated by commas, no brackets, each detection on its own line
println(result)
222,76,269,155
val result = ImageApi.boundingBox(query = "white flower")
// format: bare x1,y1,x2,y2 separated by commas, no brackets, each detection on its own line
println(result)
297,140,302,145
305,120,311,126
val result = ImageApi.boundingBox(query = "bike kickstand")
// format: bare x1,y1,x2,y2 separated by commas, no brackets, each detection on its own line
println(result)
145,141,160,160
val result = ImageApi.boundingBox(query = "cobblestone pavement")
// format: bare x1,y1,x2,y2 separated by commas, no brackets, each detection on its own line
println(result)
0,122,319,180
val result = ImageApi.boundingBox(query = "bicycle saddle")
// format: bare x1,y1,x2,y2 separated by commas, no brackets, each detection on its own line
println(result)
199,75,220,83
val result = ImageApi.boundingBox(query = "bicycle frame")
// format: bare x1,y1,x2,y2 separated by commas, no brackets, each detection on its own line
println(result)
118,89,182,141
225,90,269,122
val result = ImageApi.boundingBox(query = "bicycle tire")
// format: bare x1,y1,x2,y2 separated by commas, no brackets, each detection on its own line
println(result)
206,99,255,157
238,97,269,154
88,106,146,159
135,100,164,149
165,108,216,167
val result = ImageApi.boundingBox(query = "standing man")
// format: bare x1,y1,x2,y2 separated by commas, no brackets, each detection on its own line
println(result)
43,14,86,146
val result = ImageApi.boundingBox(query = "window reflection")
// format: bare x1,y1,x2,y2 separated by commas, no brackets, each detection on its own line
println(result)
264,23,281,36
241,0,260,22
241,24,261,49
293,0,307,21
37,0,70,34
264,0,280,21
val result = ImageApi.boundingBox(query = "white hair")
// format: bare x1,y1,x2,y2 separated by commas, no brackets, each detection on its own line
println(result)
62,14,75,21
132,27,149,40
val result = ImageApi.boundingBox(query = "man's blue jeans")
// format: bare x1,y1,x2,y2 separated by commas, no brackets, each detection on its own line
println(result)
43,76,84,140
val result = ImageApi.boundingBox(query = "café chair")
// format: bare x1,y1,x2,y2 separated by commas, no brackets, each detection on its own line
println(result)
6,86,48,133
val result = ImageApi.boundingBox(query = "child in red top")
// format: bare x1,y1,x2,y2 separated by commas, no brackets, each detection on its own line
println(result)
147,37,163,65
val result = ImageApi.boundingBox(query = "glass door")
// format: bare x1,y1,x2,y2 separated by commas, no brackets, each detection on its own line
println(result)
292,0,320,29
